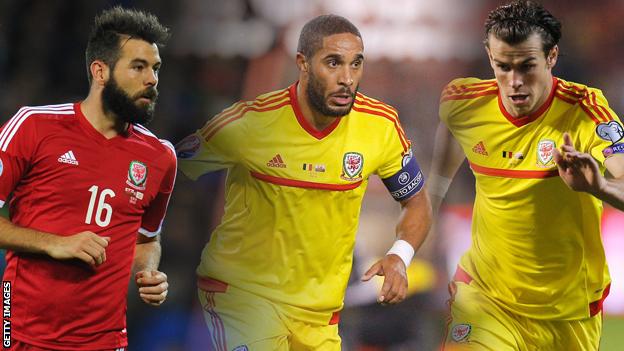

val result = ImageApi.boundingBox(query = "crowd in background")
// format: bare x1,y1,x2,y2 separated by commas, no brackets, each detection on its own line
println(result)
1,1,623,349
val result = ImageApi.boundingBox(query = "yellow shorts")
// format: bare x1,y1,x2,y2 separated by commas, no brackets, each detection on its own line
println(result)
197,277,341,351
443,267,602,351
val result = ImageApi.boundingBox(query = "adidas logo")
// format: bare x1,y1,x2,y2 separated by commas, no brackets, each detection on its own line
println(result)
58,150,79,165
267,154,286,168
472,141,488,156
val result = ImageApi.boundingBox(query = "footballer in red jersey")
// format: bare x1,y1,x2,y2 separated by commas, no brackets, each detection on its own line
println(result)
0,7,174,350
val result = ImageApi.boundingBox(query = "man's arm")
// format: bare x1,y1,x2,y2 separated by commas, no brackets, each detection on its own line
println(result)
133,142,175,307
428,122,466,214
554,132,624,210
133,233,168,306
361,189,432,304
0,216,109,266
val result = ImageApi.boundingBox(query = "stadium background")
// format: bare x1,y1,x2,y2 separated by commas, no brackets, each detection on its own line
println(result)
1,0,623,349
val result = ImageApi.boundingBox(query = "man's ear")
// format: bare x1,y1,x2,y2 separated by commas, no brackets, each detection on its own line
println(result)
90,60,110,86
484,45,496,70
546,45,559,69
296,52,309,73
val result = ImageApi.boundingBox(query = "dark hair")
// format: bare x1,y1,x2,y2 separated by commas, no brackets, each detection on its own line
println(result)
297,14,362,58
484,0,561,56
85,6,170,84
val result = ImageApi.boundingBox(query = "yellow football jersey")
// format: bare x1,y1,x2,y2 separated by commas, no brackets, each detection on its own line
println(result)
178,83,418,324
440,77,619,320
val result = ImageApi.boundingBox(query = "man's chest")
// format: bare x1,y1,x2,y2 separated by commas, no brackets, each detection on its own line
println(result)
241,126,387,186
453,111,576,170
23,134,164,216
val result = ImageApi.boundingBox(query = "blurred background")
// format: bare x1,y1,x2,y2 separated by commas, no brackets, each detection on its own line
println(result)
1,0,623,350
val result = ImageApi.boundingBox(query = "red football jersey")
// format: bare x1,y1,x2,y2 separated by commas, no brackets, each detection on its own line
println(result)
0,103,176,349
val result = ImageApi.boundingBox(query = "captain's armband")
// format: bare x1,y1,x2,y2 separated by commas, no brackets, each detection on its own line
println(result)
382,154,424,202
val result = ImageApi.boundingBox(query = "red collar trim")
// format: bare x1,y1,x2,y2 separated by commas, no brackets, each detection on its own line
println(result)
288,83,342,140
498,76,558,127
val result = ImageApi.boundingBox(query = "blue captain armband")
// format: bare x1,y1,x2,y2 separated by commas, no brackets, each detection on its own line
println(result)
382,154,424,201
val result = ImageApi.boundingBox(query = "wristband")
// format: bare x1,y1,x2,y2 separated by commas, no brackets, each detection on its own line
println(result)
386,239,415,268
428,174,453,198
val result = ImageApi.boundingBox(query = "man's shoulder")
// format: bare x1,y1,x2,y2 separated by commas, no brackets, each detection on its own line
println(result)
0,103,77,146
351,92,400,125
440,77,498,104
132,124,176,162
554,77,618,124
438,78,498,124
205,87,292,131
555,78,606,105
353,92,398,112
348,93,409,151
4,103,77,125
231,87,291,117
253,87,291,103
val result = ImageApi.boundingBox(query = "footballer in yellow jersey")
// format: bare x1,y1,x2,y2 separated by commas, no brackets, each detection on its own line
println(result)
176,15,432,350
430,1,624,350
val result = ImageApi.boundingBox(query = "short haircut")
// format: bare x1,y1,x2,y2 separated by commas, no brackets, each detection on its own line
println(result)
484,0,561,56
297,14,362,58
85,6,170,84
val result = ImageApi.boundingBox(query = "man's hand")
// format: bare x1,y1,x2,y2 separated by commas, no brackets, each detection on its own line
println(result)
361,254,408,304
46,231,110,267
553,133,605,195
136,270,168,306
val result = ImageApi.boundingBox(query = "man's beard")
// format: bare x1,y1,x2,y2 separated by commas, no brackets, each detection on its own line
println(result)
102,76,158,125
306,71,357,118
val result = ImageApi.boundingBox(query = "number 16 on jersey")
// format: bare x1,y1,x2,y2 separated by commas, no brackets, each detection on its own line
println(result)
85,185,115,227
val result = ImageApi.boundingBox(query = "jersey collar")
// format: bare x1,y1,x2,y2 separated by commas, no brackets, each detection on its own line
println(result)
498,76,558,127
289,82,342,140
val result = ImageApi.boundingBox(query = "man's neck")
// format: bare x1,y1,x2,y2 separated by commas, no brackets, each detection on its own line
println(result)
81,95,128,139
296,83,338,131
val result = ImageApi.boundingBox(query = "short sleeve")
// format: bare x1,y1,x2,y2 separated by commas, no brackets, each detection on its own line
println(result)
139,141,177,237
439,78,468,125
176,102,246,180
0,108,38,207
376,114,425,202
376,116,411,179
439,90,455,126
582,90,624,166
